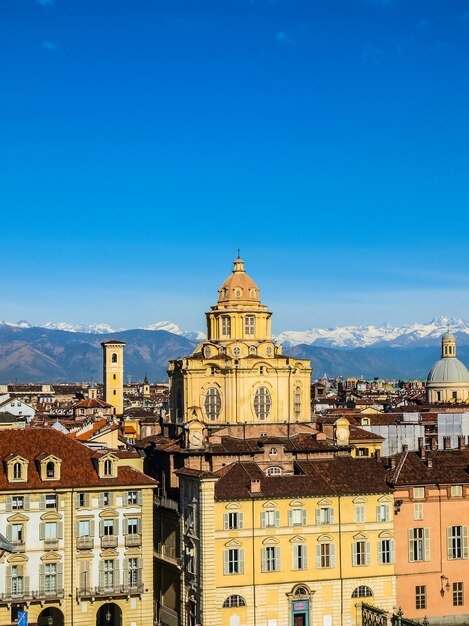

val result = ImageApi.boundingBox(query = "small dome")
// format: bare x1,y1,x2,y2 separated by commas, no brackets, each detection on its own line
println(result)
427,358,469,384
442,331,456,341
218,258,260,304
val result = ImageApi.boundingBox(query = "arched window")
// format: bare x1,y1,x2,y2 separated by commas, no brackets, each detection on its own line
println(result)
245,316,255,336
352,586,373,598
294,387,301,416
13,462,22,479
249,345,256,355
295,586,309,597
223,595,246,608
111,353,118,363
254,387,271,420
104,459,113,476
266,466,282,476
204,388,221,420
46,461,55,478
221,316,231,337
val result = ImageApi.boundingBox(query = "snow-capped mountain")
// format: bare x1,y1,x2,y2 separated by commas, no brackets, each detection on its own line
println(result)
2,315,469,348
276,316,469,349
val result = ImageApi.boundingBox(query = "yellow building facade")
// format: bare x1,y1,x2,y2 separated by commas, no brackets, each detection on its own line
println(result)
0,428,155,626
101,340,125,415
168,257,312,428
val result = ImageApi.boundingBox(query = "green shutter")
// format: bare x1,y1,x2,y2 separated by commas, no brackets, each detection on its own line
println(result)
275,546,280,571
99,520,104,537
315,509,321,525
5,497,12,512
123,558,129,585
330,543,336,568
114,518,119,535
275,511,280,527
424,528,430,561
376,505,380,522
224,514,229,530
57,522,63,539
6,525,12,541
302,509,306,526
39,495,46,510
288,510,293,527
24,496,30,511
302,545,308,569
378,540,383,564
365,541,371,565
90,519,95,537
5,567,11,595
239,512,244,529
330,508,335,524
239,549,245,574
261,548,267,572
75,493,81,508
352,543,357,566
137,558,143,584
123,492,129,506
99,561,104,588
390,540,395,564
98,493,104,508
261,512,266,528
447,527,453,559
316,544,321,568
463,526,468,559
223,550,229,575
57,562,63,590
39,563,45,592
39,523,45,541
137,490,143,506
23,575,29,594
137,518,142,534
408,529,414,562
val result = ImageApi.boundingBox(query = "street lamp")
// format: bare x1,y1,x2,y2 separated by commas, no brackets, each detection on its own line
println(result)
440,575,450,597
47,616,53,626
105,607,112,622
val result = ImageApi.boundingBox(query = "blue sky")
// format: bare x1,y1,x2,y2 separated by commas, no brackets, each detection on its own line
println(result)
1,0,469,333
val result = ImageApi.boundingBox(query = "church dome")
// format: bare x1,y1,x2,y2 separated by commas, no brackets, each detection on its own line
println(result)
218,258,260,304
427,358,469,384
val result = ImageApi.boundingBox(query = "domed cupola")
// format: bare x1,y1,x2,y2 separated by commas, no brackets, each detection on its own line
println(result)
218,257,260,305
426,330,469,403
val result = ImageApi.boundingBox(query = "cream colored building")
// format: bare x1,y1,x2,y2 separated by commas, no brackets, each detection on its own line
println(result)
101,340,125,415
427,332,469,403
0,428,155,626
168,257,312,429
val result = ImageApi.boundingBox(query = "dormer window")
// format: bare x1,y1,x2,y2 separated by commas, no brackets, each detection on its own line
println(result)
104,460,113,476
269,448,278,456
38,455,62,482
6,455,29,483
46,462,55,478
13,463,22,479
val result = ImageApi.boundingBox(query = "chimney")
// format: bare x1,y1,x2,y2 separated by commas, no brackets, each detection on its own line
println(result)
250,479,261,494
459,435,466,450
418,437,424,450
431,437,438,451
427,458,433,468
390,457,396,470
419,444,426,461
444,436,451,450
402,444,408,452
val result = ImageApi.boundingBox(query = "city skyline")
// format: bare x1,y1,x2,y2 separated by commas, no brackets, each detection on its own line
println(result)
2,0,469,330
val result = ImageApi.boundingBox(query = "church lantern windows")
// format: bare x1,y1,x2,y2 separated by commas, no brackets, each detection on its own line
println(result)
204,388,222,421
111,353,118,363
254,387,272,420
245,315,255,336
221,316,231,338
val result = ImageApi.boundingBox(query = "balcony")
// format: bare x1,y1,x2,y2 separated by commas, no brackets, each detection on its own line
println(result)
125,534,142,547
100,535,118,548
10,540,25,553
76,584,143,599
44,539,59,551
77,536,94,550
155,543,181,567
0,585,64,605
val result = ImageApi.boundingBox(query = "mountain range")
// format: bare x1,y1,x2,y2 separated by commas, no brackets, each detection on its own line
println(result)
0,316,468,383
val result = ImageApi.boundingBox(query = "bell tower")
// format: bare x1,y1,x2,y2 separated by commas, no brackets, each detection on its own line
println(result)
101,339,125,415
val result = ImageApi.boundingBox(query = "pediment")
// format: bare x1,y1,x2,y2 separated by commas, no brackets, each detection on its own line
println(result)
225,539,242,547
262,537,279,545
289,535,306,544
378,531,394,539
289,500,304,508
352,496,367,504
100,548,119,558
353,532,368,540
7,513,29,523
262,500,277,509
40,552,61,563
377,495,392,503
317,498,332,506
99,508,119,518
317,534,333,542
225,503,240,510
7,553,28,564
40,511,62,521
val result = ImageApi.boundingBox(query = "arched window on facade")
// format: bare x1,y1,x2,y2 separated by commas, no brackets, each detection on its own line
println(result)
13,463,22,479
104,459,113,476
204,388,221,420
352,586,373,598
266,466,282,476
223,595,246,608
294,387,301,417
111,353,118,363
254,387,272,420
46,461,55,478
221,316,231,337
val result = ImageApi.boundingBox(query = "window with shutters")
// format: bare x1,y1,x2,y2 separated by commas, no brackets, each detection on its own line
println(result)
103,519,114,535
409,528,430,562
204,388,221,420
317,543,335,568
453,582,464,606
12,496,24,510
448,526,468,559
355,505,366,523
316,507,334,525
262,546,280,572
378,539,395,564
245,316,255,336
127,491,139,505
45,563,57,593
224,512,243,530
413,487,425,499
414,503,423,520
11,523,23,543
292,544,307,570
102,492,112,507
11,566,24,595
289,509,306,527
376,504,390,522
78,493,87,508
294,387,301,417
261,510,279,528
127,518,138,534
103,559,114,589
78,520,91,537
128,557,139,587
416,585,426,609
222,316,231,337
224,548,244,574
254,387,271,420
45,522,57,539
45,494,57,509
352,541,370,566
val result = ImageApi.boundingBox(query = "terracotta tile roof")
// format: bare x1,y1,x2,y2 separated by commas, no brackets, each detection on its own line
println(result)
73,399,113,409
386,449,469,486
349,425,385,441
214,457,391,501
0,428,156,490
